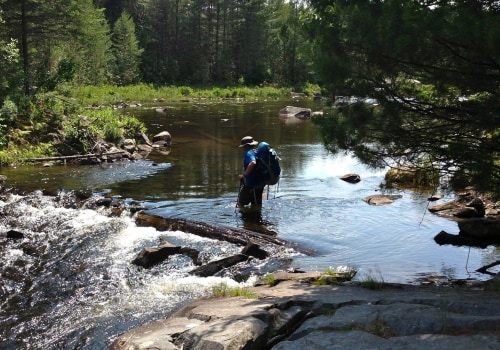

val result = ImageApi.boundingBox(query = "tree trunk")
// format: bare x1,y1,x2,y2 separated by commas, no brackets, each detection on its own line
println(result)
21,0,30,94
135,212,314,256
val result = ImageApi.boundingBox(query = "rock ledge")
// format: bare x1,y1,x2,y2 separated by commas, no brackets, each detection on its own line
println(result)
109,273,500,350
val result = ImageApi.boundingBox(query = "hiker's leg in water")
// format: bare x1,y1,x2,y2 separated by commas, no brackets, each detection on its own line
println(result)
251,186,265,206
238,186,252,206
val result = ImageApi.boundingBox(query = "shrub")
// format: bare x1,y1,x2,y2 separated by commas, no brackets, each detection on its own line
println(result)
179,86,194,96
0,99,18,125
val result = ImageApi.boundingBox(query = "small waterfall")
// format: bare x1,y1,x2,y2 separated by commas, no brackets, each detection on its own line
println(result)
0,190,260,349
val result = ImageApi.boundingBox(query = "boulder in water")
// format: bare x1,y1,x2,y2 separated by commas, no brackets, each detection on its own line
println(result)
340,173,361,183
363,194,402,205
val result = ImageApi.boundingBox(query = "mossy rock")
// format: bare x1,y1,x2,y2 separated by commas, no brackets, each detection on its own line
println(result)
385,167,438,188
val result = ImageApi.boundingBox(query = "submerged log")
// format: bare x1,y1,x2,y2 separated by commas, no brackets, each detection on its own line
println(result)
135,212,314,256
25,151,128,163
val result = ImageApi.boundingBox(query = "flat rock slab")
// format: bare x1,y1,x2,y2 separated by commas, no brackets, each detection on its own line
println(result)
272,331,500,350
109,277,500,350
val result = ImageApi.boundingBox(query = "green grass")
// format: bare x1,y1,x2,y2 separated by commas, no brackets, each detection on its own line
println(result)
211,282,258,299
314,267,357,285
263,273,277,286
68,84,295,106
357,270,386,290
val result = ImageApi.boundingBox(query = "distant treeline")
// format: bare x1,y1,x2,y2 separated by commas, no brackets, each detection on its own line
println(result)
0,0,313,101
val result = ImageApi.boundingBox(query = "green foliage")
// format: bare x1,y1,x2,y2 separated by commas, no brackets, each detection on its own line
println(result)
0,142,56,166
70,0,114,86
1,0,317,93
211,283,258,299
263,273,277,286
111,11,143,86
357,270,386,290
0,91,146,160
0,36,21,102
60,107,145,152
0,98,18,149
26,93,67,143
314,267,357,285
0,99,18,125
385,165,440,189
69,84,293,106
298,82,322,97
179,86,194,97
306,0,500,195
359,278,386,290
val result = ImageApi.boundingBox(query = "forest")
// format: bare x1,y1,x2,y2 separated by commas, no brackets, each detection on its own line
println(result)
0,0,312,95
0,0,499,194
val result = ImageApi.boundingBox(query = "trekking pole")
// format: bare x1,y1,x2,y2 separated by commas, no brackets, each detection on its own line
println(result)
273,179,280,199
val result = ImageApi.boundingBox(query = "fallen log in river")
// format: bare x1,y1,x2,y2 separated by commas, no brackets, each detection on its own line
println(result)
135,212,315,256
25,150,128,163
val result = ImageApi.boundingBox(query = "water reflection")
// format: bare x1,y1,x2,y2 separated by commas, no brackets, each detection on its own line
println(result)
1,99,498,285
237,207,278,236
1,99,499,349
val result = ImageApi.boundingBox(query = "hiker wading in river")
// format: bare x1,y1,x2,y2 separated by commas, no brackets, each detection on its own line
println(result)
237,136,265,207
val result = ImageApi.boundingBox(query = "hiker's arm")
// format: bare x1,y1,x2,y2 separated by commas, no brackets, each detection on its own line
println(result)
238,160,256,180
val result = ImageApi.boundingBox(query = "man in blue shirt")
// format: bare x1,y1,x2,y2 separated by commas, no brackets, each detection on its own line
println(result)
237,136,265,207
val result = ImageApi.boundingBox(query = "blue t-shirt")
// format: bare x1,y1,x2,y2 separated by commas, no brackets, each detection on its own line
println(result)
243,149,261,188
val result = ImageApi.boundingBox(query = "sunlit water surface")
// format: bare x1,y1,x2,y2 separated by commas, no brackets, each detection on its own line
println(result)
0,99,498,349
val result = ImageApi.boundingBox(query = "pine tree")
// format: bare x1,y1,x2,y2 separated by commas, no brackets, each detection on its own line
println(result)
112,11,144,85
305,0,500,193
71,0,114,85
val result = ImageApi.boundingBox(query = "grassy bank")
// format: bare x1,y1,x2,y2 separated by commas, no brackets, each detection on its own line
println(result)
0,83,322,166
65,83,321,106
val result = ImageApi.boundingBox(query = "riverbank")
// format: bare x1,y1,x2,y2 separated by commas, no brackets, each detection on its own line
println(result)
109,271,500,350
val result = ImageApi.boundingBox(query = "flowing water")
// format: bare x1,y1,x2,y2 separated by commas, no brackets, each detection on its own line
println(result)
1,99,499,349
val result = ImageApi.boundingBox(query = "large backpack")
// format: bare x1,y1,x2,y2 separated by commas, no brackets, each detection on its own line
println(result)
255,142,281,186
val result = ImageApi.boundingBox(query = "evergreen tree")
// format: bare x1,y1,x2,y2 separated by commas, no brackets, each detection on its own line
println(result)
112,11,144,85
233,0,269,84
0,8,21,102
135,0,182,84
305,0,500,193
71,0,114,85
0,0,76,93
267,0,312,84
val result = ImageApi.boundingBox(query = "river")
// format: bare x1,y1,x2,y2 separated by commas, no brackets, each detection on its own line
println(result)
0,98,498,349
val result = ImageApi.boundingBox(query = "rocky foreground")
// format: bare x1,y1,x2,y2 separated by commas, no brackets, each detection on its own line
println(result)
109,272,500,350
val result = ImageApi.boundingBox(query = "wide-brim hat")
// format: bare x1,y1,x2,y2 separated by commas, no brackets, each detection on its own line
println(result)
239,136,258,147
